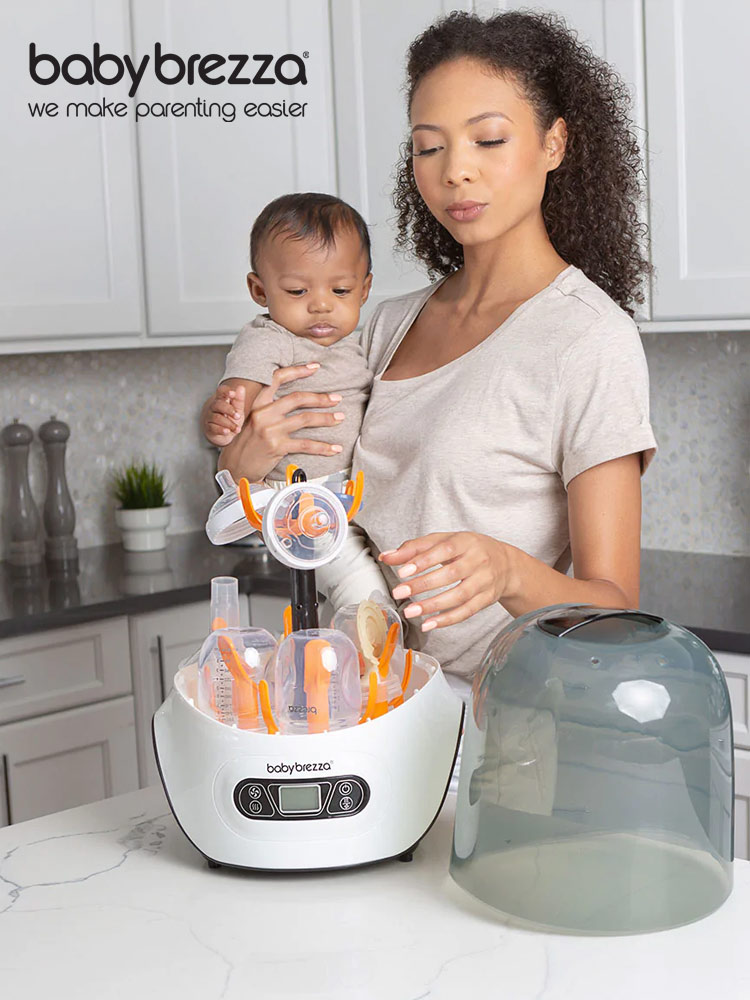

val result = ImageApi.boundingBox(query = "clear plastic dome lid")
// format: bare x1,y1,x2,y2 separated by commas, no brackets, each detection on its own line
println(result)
262,483,348,570
451,604,734,934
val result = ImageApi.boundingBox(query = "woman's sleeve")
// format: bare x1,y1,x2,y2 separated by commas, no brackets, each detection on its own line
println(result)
551,311,658,488
358,301,386,369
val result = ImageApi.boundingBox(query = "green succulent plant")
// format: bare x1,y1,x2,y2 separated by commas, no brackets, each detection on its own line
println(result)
111,460,170,510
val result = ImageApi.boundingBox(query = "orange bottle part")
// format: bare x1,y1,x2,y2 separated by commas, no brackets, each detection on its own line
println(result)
282,604,293,638
285,463,299,485
258,679,279,735
401,648,413,693
359,669,379,724
304,639,332,734
344,470,364,522
238,477,264,531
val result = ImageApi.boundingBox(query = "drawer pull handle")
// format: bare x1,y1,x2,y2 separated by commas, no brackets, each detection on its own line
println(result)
155,635,166,704
2,754,12,825
0,675,25,690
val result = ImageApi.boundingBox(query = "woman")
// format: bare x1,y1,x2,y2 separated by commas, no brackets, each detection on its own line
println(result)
222,9,657,694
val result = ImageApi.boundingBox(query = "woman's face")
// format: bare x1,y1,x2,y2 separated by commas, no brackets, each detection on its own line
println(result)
409,57,566,249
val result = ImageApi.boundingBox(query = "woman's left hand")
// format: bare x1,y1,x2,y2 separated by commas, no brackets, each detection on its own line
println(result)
379,532,514,631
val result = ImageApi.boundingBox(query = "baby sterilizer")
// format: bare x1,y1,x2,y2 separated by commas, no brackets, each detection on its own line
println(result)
153,467,464,871
451,604,734,933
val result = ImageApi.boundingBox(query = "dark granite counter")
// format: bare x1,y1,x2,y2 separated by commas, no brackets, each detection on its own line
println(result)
0,532,288,639
1,537,747,653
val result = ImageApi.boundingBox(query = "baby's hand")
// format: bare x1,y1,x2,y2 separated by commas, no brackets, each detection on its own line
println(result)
204,384,246,446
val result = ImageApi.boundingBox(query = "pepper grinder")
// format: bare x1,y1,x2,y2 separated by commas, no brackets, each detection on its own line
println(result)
1,419,42,566
39,415,78,566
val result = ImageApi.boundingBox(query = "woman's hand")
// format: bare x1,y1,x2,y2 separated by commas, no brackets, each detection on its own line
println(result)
218,363,346,483
380,531,516,631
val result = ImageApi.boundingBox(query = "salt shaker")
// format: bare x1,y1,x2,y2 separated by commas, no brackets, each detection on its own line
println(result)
1,419,42,566
39,416,78,566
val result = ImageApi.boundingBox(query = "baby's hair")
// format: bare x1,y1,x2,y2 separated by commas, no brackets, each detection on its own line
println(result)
250,192,372,274
394,10,651,316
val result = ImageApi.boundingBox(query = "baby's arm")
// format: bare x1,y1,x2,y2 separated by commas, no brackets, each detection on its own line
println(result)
200,377,263,447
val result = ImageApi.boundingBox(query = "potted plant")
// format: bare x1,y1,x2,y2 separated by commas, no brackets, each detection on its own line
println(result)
112,460,171,552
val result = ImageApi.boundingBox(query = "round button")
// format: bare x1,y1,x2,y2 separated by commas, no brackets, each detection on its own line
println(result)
248,785,262,799
340,796,354,811
248,800,263,814
339,782,352,796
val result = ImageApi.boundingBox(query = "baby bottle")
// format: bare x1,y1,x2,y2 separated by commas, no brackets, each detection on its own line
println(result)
332,598,406,717
273,629,362,734
196,576,278,730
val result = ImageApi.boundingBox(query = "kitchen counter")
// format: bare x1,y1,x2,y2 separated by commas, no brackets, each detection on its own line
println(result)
0,531,288,639
1,536,748,652
1,787,749,999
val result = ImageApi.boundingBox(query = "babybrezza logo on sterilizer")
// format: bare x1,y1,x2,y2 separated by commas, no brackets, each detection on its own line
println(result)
266,761,333,774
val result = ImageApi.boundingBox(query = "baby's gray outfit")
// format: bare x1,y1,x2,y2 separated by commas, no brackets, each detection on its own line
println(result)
221,314,372,483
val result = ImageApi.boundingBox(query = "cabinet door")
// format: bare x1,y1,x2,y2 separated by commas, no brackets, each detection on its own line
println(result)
0,0,144,350
644,1,750,320
715,651,750,751
132,0,337,336
0,696,138,827
129,597,250,786
332,0,469,314
734,748,750,861
0,618,131,726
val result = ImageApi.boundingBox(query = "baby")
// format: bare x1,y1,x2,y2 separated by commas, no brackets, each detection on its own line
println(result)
201,192,393,614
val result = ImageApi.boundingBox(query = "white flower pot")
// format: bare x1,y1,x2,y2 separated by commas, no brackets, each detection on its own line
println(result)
115,506,171,552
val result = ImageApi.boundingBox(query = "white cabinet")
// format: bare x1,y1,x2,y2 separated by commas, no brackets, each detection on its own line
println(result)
715,650,750,860
0,618,132,725
0,0,144,351
129,597,250,786
0,696,138,827
331,0,466,314
734,749,750,863
333,0,649,317
644,1,750,323
0,617,138,827
131,0,337,337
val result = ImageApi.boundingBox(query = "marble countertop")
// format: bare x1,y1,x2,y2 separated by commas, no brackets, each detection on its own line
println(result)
1,786,749,1000
1,536,748,652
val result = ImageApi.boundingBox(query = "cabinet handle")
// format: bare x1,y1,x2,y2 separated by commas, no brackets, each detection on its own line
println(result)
0,675,25,690
155,635,166,703
2,754,12,826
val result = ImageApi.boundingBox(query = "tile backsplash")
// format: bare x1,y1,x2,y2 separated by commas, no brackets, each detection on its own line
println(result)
1,330,748,559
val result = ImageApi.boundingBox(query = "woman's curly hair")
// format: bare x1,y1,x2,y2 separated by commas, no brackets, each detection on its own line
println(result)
394,9,652,316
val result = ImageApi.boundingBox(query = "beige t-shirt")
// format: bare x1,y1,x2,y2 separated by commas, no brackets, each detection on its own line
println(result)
351,264,657,680
222,314,373,482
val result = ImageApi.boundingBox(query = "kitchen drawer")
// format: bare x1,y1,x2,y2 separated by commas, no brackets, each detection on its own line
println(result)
734,748,750,861
0,695,139,826
715,651,750,750
0,617,131,725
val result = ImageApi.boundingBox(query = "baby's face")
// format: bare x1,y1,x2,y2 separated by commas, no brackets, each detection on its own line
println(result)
248,227,372,346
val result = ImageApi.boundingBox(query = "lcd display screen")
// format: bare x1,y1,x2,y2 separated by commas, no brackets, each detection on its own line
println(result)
278,783,321,813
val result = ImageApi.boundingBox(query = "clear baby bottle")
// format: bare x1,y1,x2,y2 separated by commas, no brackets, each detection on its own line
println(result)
333,598,406,717
273,629,362,734
195,576,278,730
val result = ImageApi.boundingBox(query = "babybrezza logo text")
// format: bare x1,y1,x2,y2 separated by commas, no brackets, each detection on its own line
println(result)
266,762,332,775
29,43,308,98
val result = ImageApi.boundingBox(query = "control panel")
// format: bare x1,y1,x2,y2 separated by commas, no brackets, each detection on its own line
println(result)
233,775,370,821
